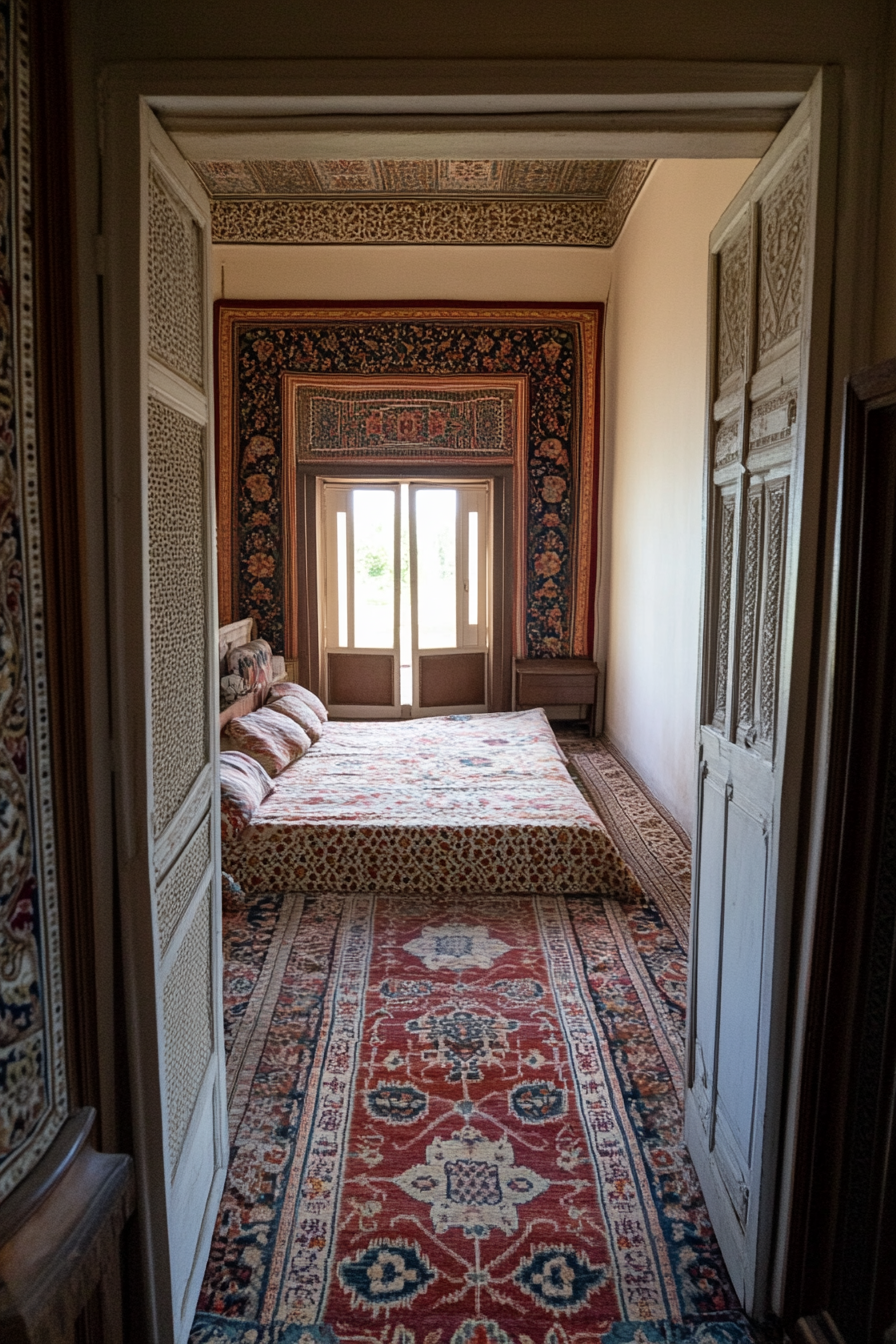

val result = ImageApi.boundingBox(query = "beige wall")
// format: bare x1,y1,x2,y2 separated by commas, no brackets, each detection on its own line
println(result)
213,244,613,302
600,159,755,834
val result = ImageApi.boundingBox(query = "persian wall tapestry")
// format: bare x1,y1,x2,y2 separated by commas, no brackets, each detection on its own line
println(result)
216,302,603,660
0,0,68,1199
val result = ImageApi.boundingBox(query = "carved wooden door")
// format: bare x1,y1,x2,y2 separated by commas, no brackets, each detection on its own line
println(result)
686,71,836,1313
103,100,226,1343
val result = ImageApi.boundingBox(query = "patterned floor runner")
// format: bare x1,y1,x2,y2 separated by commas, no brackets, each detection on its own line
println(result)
559,737,692,950
192,877,752,1344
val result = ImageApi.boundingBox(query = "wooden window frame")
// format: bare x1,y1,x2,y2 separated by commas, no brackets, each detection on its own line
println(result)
291,464,514,712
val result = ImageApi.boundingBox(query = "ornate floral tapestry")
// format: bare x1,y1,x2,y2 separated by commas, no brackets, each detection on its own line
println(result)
216,302,602,659
0,0,68,1199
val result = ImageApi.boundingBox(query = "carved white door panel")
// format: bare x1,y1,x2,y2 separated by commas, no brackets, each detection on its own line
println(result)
103,100,226,1343
686,71,837,1313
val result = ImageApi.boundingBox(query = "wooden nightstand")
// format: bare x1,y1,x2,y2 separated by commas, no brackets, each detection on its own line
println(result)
514,658,600,735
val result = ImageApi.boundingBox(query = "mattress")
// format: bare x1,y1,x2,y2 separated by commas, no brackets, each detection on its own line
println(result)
222,708,640,896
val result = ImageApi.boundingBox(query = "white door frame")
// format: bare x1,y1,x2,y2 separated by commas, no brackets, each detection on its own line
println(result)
93,56,876,1326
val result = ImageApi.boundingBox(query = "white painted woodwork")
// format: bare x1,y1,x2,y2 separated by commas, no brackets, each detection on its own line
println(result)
103,99,227,1344
409,482,491,716
686,70,837,1314
320,481,402,717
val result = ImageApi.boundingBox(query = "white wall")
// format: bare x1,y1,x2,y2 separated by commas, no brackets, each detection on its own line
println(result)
599,159,755,835
213,244,613,302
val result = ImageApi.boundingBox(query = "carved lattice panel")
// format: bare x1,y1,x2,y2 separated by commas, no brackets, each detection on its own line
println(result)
163,887,212,1167
157,815,211,952
712,490,737,731
147,396,207,836
757,148,809,362
148,167,204,387
716,223,751,392
756,478,789,755
736,488,763,741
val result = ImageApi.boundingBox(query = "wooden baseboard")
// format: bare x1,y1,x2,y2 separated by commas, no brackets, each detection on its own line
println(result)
0,1109,134,1342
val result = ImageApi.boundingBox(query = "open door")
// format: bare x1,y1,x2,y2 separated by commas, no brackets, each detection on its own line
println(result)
686,71,837,1313
410,482,490,716
321,481,401,718
103,100,227,1342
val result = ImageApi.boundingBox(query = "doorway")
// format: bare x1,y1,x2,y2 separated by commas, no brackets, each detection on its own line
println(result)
97,66,840,1341
320,478,491,717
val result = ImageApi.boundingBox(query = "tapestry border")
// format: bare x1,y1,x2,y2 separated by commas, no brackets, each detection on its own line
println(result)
284,373,527,466
0,0,68,1200
216,301,603,662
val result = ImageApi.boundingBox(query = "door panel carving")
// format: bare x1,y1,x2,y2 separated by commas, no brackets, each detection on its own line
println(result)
736,488,763,740
757,480,788,755
717,224,751,392
757,148,809,362
712,491,737,731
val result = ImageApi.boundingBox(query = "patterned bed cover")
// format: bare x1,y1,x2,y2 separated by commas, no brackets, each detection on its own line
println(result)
223,709,640,896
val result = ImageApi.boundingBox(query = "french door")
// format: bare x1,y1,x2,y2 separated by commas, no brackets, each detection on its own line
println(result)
320,479,490,717
321,482,402,717
409,483,489,716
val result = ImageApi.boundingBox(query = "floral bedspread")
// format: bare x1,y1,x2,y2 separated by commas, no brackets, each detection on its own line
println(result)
223,709,641,896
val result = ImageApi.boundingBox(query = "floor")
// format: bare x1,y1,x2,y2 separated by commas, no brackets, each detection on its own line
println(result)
191,736,756,1344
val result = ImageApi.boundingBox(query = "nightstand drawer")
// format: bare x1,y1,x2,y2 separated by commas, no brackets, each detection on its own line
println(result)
517,673,596,705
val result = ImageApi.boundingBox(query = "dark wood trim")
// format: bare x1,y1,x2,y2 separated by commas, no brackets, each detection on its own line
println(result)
0,1109,134,1344
29,0,101,1122
784,358,896,1340
793,1313,848,1344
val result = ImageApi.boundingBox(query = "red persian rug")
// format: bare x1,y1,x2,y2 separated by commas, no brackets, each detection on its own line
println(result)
191,886,755,1344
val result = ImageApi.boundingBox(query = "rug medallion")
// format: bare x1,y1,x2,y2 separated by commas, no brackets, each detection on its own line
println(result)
193,886,746,1344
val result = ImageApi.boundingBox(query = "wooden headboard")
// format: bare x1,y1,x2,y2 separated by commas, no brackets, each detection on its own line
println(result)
218,617,256,680
218,618,288,731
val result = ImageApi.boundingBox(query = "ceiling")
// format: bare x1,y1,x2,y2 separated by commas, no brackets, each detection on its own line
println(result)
192,158,653,247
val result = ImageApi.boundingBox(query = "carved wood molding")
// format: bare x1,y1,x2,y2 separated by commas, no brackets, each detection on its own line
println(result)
207,160,652,247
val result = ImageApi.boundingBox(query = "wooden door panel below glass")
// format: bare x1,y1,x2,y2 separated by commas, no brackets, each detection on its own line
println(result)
328,652,395,706
418,651,487,709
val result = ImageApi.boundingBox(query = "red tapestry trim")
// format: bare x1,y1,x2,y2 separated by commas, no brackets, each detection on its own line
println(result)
285,374,526,465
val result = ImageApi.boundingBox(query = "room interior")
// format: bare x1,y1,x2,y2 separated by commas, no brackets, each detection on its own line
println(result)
209,157,755,827
3,4,896,1343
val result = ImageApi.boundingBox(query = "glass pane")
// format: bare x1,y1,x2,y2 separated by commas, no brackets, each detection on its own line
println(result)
336,510,348,647
416,489,457,649
468,510,478,626
353,489,394,648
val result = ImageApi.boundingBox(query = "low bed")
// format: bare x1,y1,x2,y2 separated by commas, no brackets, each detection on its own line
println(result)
222,706,640,897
